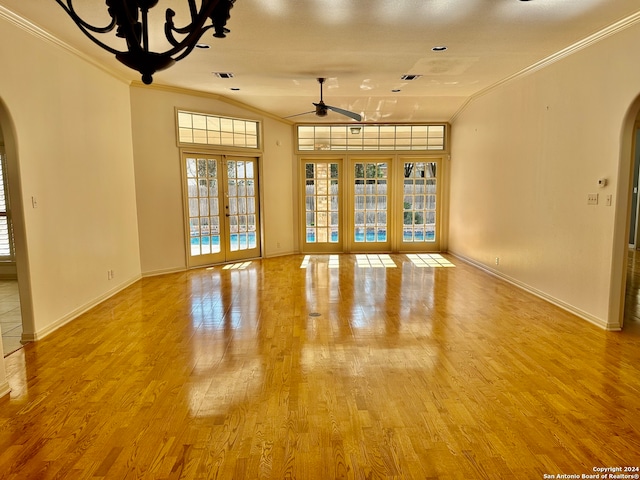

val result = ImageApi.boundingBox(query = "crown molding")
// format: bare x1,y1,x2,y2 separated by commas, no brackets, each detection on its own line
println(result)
130,81,292,124
0,5,131,85
450,10,640,124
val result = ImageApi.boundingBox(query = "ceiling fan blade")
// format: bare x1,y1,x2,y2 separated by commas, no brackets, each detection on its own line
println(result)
325,104,362,122
284,110,316,119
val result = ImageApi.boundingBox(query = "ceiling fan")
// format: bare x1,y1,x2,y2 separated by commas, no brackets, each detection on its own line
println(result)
287,78,362,121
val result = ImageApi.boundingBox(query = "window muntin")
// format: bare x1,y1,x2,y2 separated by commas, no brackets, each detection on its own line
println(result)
0,151,13,259
305,161,340,244
353,162,388,243
177,111,259,149
183,153,261,267
186,156,221,257
297,124,446,152
402,162,437,243
226,159,258,252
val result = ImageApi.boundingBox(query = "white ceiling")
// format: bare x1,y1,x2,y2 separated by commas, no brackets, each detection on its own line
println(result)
2,0,640,123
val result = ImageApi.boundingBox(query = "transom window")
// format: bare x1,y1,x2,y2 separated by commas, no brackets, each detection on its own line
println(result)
177,110,260,149
297,124,446,152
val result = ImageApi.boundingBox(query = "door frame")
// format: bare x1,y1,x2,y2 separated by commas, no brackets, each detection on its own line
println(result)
0,98,34,349
395,156,444,253
299,156,344,253
629,123,640,249
298,152,448,254
180,148,263,267
223,155,262,263
612,96,640,330
346,156,394,253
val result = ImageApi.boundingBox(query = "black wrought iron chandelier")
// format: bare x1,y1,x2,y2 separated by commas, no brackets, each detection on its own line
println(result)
54,0,236,84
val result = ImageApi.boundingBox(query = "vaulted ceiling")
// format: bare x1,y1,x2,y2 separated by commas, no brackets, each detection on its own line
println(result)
2,0,640,123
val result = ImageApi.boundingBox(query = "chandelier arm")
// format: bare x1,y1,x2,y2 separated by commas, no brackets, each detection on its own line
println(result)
106,0,146,54
187,0,199,20
164,23,216,60
140,7,150,52
55,0,118,35
172,25,215,62
167,0,215,36
164,9,186,47
54,0,122,55
165,0,231,50
166,11,201,37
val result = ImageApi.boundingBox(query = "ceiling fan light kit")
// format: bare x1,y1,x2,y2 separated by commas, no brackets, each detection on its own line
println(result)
54,0,236,85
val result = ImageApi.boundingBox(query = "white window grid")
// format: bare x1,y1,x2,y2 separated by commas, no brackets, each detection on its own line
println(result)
0,151,13,259
177,110,260,149
297,124,446,152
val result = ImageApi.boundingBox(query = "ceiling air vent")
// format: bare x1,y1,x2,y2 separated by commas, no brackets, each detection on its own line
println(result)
400,74,422,81
214,72,234,78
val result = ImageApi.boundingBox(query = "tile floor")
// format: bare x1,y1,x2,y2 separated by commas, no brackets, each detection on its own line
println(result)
0,280,23,357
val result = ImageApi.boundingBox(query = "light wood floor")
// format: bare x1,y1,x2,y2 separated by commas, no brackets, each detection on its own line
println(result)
1,254,639,479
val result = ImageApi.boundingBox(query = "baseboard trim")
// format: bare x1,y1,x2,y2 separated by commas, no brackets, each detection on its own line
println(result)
264,250,296,259
0,381,10,399
449,252,618,331
141,266,186,278
22,274,142,342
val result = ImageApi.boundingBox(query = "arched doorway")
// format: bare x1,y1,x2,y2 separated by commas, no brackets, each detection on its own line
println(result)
0,98,34,356
611,96,640,331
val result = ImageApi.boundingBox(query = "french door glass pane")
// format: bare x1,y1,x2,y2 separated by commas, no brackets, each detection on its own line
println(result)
354,162,388,242
226,160,258,251
186,157,221,256
403,162,436,243
305,161,339,243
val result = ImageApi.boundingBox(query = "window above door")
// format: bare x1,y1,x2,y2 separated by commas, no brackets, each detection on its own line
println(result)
177,110,261,151
296,124,448,152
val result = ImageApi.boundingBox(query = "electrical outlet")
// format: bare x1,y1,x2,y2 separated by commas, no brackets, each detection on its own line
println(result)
587,193,598,205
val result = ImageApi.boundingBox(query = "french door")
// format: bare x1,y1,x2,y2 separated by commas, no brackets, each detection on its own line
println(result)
398,158,441,252
300,155,442,253
301,158,343,252
183,153,261,267
348,158,392,252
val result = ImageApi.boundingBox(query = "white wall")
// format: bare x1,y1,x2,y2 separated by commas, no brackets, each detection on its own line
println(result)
0,15,142,339
130,86,296,275
449,22,640,329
